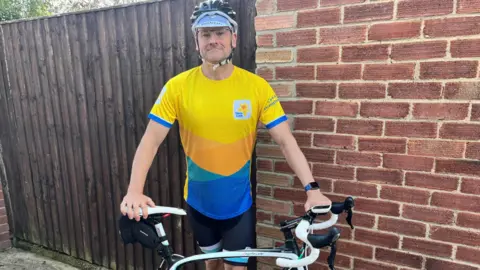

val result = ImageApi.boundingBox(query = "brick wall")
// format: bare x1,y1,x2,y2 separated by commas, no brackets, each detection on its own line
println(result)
254,0,480,269
0,184,11,250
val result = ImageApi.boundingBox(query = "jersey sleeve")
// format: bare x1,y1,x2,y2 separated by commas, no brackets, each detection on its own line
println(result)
148,82,177,128
259,83,288,129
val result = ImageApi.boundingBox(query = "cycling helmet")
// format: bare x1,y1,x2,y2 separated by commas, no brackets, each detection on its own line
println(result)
190,0,238,34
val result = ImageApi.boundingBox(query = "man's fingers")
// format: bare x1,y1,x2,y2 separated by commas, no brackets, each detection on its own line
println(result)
147,197,155,207
141,203,149,219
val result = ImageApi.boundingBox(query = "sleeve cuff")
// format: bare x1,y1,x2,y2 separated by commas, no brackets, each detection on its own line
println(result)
265,115,288,129
148,113,173,128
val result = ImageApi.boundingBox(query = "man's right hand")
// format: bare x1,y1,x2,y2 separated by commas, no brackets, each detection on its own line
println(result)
120,192,156,221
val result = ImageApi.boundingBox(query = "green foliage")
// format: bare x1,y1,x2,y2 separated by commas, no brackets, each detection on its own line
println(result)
0,0,52,22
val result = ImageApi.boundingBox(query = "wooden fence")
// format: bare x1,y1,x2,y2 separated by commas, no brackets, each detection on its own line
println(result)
0,0,257,269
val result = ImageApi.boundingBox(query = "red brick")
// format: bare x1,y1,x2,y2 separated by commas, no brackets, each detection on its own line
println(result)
445,82,480,100
360,102,409,119
257,159,273,171
383,154,434,172
255,14,295,31
339,83,385,99
276,66,315,80
302,147,335,163
385,121,437,138
472,104,480,120
256,66,273,80
368,21,421,41
317,64,362,80
424,16,480,37
271,83,293,97
338,212,375,228
313,134,354,150
294,117,334,132
298,47,339,63
426,258,478,270
337,119,383,136
378,217,426,237
376,247,423,268
297,8,341,27
353,259,397,270
312,164,355,180
273,187,306,204
392,41,447,60
274,161,294,174
405,172,459,191
354,229,399,248
336,241,373,258
380,185,430,204
257,172,291,187
354,198,400,216
257,144,283,158
0,240,11,250
457,0,480,13
318,253,352,268
402,204,454,224
256,50,292,63
408,139,465,158
257,223,285,240
257,197,291,215
461,178,480,195
280,100,313,114
420,61,478,79
319,26,367,44
431,191,480,211
440,123,480,140
430,225,480,247
276,29,316,47
451,39,480,57
358,138,406,154
257,186,272,197
256,0,275,15
293,132,312,147
296,83,336,98
336,151,381,167
402,237,453,257
457,246,480,265
257,131,272,144
341,44,389,62
0,232,10,242
413,103,469,120
256,34,273,47
315,101,358,117
388,82,442,99
333,181,377,198
277,0,317,11
357,167,403,185
344,2,394,23
397,0,453,18
364,63,415,80
256,210,272,222
457,212,480,229
320,0,365,6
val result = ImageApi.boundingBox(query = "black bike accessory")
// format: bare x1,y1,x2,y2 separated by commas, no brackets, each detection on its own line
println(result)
304,181,320,192
331,196,355,229
328,241,337,270
118,215,162,249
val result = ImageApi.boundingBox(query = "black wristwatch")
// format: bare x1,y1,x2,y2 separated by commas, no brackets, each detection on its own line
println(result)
304,181,320,192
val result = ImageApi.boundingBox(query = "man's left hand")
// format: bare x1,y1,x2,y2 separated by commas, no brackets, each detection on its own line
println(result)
304,189,332,212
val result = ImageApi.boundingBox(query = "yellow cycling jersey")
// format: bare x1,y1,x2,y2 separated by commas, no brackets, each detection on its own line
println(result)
149,65,287,219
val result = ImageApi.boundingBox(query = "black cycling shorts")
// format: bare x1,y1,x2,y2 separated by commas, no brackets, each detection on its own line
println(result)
186,203,255,266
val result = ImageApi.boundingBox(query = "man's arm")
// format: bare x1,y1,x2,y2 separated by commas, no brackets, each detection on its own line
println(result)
267,121,332,210
267,121,314,188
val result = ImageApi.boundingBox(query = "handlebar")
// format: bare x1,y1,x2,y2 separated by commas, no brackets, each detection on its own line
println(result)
275,196,355,269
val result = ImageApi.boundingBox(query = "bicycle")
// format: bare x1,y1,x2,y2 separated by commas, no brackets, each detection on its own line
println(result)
118,196,355,270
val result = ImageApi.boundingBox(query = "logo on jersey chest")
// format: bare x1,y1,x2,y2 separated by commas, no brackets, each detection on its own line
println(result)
233,100,252,120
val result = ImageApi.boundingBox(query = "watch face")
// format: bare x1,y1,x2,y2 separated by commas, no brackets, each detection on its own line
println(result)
310,182,319,189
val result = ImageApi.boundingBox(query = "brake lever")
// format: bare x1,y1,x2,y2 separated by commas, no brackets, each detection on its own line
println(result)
344,197,355,229
327,241,337,270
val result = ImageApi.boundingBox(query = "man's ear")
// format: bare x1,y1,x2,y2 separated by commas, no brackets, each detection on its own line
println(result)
232,32,237,49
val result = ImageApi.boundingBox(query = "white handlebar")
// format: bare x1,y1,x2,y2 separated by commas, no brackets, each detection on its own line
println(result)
276,219,320,268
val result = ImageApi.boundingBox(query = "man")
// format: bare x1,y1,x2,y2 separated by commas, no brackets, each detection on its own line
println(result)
120,0,332,269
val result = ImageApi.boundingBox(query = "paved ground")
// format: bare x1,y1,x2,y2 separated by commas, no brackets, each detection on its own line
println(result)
0,248,80,270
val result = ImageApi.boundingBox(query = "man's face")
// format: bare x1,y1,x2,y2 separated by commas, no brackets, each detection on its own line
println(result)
196,27,237,63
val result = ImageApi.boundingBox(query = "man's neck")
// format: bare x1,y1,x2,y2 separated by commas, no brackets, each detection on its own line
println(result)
201,62,234,81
